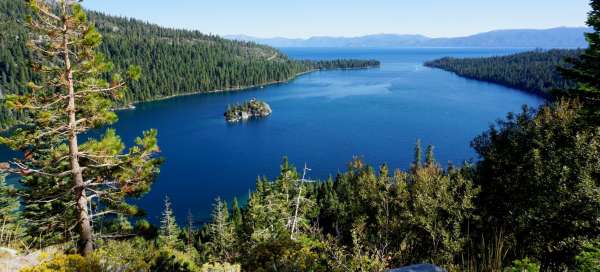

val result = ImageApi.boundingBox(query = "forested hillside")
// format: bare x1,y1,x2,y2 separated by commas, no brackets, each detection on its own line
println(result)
0,0,378,127
425,49,582,97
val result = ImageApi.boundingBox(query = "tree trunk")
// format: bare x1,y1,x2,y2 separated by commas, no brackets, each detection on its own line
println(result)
290,185,301,239
62,6,93,256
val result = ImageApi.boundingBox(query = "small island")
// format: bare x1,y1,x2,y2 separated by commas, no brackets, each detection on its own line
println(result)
225,98,272,123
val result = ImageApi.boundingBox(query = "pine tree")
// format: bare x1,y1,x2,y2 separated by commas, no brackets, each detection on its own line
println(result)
409,157,479,265
186,209,194,253
159,196,179,249
208,198,236,263
561,0,600,108
425,145,436,166
245,158,300,243
412,139,423,170
231,197,243,231
0,0,161,255
0,175,21,246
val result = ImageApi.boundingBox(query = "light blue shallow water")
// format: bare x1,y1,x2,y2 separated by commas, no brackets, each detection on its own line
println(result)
5,48,546,223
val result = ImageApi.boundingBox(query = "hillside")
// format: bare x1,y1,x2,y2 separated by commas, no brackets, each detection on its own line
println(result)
0,0,305,102
424,49,581,97
227,27,590,49
0,0,378,127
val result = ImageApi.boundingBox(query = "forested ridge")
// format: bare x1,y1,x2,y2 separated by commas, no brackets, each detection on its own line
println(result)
424,49,582,97
0,0,379,127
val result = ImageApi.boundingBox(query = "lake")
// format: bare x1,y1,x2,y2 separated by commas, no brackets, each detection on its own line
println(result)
9,48,547,223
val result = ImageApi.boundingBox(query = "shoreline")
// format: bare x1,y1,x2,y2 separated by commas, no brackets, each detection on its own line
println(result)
117,65,379,109
424,64,553,100
118,69,318,109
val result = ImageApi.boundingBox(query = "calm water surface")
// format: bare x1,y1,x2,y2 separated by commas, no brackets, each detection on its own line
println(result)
8,48,547,223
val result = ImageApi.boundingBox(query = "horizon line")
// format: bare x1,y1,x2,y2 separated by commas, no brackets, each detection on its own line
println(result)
225,25,590,40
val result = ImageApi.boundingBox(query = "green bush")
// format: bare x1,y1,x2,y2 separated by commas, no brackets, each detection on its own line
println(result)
200,262,241,272
575,239,600,271
23,239,159,272
92,238,157,271
21,254,101,272
504,257,540,272
152,248,200,272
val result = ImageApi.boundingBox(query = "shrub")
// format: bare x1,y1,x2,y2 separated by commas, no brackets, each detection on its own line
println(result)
152,248,200,272
575,239,600,272
504,257,540,272
200,262,241,272
21,254,101,272
92,238,157,271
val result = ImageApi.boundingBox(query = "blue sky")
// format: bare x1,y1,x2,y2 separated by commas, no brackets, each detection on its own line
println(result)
83,0,590,38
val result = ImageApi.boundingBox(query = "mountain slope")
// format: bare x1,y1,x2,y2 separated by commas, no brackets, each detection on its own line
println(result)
0,0,378,127
227,27,590,49
0,0,308,104
425,28,590,48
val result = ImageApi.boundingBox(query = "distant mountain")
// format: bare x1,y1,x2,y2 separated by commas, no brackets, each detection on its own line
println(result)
226,27,591,49
423,28,590,48
225,34,429,48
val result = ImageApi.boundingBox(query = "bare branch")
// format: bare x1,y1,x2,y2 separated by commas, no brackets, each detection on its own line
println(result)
33,3,62,22
74,82,126,96
90,210,117,219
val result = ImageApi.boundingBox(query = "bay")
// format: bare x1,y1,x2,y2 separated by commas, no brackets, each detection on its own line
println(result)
6,48,546,223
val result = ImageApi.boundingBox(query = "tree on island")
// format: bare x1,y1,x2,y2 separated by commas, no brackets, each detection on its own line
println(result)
0,0,161,256
224,98,272,123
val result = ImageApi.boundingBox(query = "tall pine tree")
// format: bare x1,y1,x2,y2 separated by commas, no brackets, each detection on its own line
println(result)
412,139,423,170
0,0,160,255
231,197,243,231
562,0,600,111
159,196,179,249
208,198,236,263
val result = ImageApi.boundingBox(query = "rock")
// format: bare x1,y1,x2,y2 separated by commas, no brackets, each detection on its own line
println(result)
0,247,17,257
241,111,250,120
0,246,60,272
0,248,37,272
388,264,446,272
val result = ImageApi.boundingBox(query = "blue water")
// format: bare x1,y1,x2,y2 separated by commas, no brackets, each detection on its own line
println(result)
5,48,546,223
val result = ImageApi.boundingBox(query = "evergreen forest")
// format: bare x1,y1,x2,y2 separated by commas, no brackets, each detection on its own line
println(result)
425,49,582,97
0,0,378,128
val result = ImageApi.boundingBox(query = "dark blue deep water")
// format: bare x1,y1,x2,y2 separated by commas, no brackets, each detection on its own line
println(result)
7,48,547,223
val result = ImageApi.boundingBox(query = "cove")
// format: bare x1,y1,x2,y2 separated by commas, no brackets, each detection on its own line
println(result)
13,48,547,223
